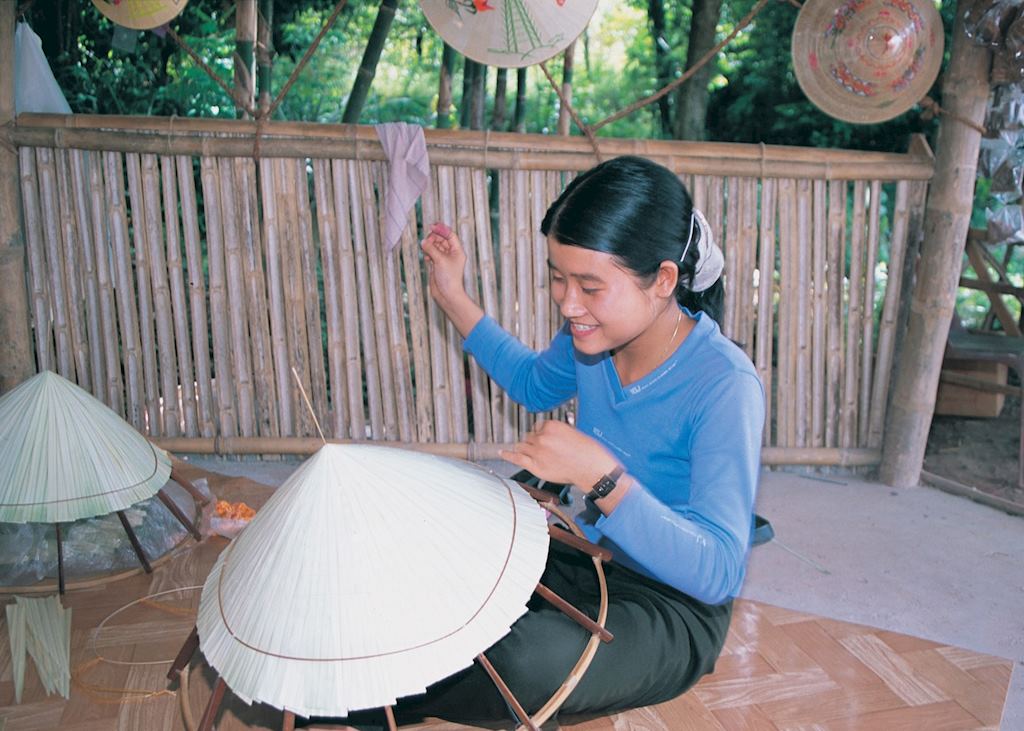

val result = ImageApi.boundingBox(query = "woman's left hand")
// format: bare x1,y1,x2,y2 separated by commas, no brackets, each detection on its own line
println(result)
500,420,619,490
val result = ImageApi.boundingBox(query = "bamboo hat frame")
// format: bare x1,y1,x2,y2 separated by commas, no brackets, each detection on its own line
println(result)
171,447,613,730
419,0,598,68
791,0,944,124
91,0,189,30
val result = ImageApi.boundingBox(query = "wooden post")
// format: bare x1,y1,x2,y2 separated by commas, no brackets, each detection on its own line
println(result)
235,0,257,118
879,0,991,488
0,1,34,394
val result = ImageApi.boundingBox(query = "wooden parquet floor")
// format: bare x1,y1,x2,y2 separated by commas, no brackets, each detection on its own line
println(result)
0,465,1012,731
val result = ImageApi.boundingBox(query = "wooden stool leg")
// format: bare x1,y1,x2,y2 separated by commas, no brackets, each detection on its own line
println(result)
171,464,211,506
116,510,152,573
198,677,228,731
281,710,296,731
54,523,65,595
384,705,398,731
168,626,199,681
535,582,613,643
475,653,538,731
157,488,202,541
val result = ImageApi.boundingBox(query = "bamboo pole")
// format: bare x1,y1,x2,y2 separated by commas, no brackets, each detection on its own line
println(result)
755,178,776,446
331,159,367,440
794,179,811,448
841,180,866,448
858,181,881,446
37,148,75,380
880,1,989,486
11,116,936,180
260,157,296,436
514,170,533,437
738,177,757,358
824,180,846,448
177,156,216,437
105,151,145,428
472,168,501,442
811,179,827,447
380,202,415,443
457,166,491,443
776,178,796,446
0,2,33,393
401,206,433,442
438,165,468,441
88,151,124,412
724,177,740,341
54,150,90,389
141,153,181,436
159,156,198,436
20,149,53,372
422,166,453,442
69,150,106,400
498,169,517,442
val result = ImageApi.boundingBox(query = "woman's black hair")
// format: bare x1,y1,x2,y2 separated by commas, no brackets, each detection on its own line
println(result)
539,155,724,324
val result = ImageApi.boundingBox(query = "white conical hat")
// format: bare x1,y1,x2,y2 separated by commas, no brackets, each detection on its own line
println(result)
196,444,550,718
0,371,171,524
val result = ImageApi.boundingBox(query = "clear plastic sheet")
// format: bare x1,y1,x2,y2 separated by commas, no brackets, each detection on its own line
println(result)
986,204,1024,245
989,147,1024,199
979,137,1014,178
1005,6,1024,59
988,85,1024,131
964,0,1024,48
0,479,205,587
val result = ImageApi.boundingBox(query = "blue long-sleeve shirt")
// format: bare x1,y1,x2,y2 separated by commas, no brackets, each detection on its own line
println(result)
464,308,765,605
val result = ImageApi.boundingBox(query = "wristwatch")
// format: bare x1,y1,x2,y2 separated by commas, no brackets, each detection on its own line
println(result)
587,465,624,501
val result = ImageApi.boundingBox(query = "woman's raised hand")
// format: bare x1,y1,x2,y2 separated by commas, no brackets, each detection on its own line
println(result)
420,222,484,337
500,421,622,493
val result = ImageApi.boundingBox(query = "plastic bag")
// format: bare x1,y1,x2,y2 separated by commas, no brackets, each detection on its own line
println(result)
964,0,1024,48
989,147,1024,200
979,137,1014,178
988,85,1024,132
987,205,1024,245
1005,6,1024,59
14,22,72,114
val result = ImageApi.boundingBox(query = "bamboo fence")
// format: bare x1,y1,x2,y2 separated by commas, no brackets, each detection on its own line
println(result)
11,114,933,466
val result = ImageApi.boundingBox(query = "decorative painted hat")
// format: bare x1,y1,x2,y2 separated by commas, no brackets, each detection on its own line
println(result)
195,444,550,717
91,0,189,30
791,0,945,124
420,0,598,68
0,371,172,524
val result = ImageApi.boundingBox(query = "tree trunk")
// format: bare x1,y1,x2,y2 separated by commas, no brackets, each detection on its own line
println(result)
879,0,991,488
512,67,527,132
672,0,723,140
492,68,507,130
257,0,275,117
0,1,34,392
460,58,475,128
342,0,400,124
557,41,576,136
648,0,672,136
235,0,257,118
437,43,456,128
470,64,486,130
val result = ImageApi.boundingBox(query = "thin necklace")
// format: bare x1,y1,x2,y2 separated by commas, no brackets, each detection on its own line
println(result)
662,308,683,360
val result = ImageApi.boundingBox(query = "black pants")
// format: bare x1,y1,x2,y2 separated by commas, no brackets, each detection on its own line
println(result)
304,541,732,727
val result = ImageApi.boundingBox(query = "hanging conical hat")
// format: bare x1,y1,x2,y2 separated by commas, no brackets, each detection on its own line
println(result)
196,444,550,718
420,0,598,68
0,371,171,524
791,0,944,124
91,0,188,30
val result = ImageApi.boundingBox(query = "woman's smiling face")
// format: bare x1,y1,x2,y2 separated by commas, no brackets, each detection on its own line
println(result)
547,238,667,356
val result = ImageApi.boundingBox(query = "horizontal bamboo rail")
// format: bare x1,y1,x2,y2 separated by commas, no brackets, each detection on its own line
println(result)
11,116,932,468
10,114,935,180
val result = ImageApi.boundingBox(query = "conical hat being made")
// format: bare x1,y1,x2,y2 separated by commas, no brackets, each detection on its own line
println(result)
792,0,945,124
420,0,598,68
91,0,188,30
0,371,171,524
196,444,550,717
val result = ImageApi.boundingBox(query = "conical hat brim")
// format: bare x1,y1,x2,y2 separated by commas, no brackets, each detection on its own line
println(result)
0,371,171,523
420,0,598,68
91,0,188,30
196,444,550,717
791,0,944,124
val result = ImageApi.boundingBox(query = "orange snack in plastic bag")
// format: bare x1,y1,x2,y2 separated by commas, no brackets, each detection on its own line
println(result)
215,500,256,520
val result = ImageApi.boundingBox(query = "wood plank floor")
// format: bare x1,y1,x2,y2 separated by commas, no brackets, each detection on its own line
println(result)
0,466,1012,731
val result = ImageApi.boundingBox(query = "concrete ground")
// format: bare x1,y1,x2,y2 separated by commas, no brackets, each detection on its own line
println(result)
180,456,1024,729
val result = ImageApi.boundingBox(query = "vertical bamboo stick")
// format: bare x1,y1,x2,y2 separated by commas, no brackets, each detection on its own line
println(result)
236,156,278,437
88,151,123,413
294,157,330,432
842,180,866,448
401,205,433,442
868,180,911,448
530,171,550,352
755,178,776,446
377,198,415,443
472,167,501,442
177,156,216,437
217,158,256,437
313,158,348,438
422,165,452,442
69,150,106,400
125,152,162,434
37,148,75,380
54,150,91,390
858,180,881,447
105,151,145,429
824,179,846,448
723,177,740,342
811,179,827,447
159,156,198,436
141,153,181,436
199,155,237,438
362,160,404,441
347,159,386,439
19,148,53,372
794,178,811,447
514,170,533,437
330,159,367,440
691,175,707,219
737,177,758,358
259,157,295,436
497,169,517,442
436,164,468,441
777,178,797,447
457,166,491,443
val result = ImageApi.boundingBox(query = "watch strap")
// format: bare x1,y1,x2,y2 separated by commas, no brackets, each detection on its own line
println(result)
587,465,624,501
